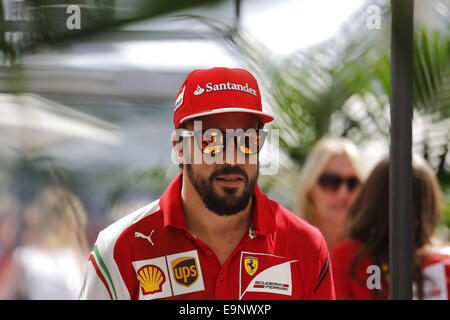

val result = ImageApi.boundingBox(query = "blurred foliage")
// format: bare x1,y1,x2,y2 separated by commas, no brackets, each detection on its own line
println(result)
0,0,222,61
443,200,450,230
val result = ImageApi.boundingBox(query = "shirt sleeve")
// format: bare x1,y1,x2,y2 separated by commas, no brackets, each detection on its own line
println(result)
309,235,336,299
78,255,114,300
78,235,123,300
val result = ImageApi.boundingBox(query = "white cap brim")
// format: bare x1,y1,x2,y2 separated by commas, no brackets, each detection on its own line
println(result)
178,107,274,126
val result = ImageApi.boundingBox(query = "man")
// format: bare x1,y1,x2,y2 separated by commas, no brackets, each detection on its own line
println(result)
79,67,335,300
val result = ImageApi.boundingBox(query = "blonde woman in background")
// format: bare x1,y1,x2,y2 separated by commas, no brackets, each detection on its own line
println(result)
295,137,369,252
12,186,89,299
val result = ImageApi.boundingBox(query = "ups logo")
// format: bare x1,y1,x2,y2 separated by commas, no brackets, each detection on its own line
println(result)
171,257,198,287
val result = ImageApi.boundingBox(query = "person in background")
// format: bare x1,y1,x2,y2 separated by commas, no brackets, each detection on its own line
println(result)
13,186,89,299
0,194,21,299
295,137,369,252
331,154,450,300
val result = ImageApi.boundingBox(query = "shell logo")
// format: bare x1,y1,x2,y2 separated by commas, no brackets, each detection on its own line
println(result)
137,265,166,295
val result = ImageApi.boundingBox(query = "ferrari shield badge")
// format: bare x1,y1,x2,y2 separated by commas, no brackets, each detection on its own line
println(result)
244,257,258,276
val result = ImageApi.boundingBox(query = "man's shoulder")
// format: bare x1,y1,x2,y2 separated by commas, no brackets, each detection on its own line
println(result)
95,199,163,252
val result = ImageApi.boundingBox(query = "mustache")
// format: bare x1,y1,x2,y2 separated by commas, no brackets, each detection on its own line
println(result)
210,165,248,182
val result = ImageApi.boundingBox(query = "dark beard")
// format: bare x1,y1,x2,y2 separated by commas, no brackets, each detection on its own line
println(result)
185,164,258,216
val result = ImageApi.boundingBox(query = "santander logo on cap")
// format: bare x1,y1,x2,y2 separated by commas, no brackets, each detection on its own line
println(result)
193,85,205,96
193,82,257,97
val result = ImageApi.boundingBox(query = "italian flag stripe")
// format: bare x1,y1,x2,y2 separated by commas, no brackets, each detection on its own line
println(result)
93,245,118,300
89,254,113,300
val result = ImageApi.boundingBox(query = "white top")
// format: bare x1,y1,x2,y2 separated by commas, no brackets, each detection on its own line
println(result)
14,246,85,300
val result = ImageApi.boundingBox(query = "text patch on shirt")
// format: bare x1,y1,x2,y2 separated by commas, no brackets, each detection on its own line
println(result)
239,251,298,299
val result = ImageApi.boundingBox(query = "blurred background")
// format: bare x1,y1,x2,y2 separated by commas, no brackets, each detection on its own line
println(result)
0,0,449,299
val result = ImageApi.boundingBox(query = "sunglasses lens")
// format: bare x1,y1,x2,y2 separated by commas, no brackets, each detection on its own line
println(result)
319,174,360,192
346,177,360,190
318,174,342,191
237,131,261,155
201,130,224,155
197,129,267,155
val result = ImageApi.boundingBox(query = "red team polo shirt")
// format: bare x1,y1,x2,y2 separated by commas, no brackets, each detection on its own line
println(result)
331,240,450,300
79,174,335,300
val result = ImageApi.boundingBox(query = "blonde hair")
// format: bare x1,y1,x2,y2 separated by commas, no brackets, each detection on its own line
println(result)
295,136,369,223
31,186,88,253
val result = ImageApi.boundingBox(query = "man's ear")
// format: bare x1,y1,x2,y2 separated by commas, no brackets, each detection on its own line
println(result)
171,130,185,165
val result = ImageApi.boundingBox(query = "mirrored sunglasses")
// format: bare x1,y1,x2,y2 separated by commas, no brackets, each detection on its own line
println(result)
179,129,268,156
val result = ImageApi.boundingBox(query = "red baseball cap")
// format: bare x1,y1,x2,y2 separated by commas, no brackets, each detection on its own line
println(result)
173,67,274,128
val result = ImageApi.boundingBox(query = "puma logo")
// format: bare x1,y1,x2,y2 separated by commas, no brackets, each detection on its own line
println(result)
135,230,155,246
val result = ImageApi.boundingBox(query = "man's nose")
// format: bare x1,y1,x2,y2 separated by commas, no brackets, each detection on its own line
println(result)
223,137,242,165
